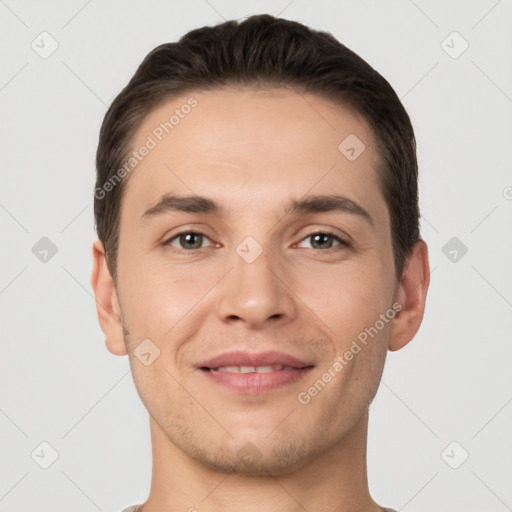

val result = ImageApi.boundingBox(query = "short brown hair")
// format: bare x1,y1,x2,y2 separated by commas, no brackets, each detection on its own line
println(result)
94,14,420,284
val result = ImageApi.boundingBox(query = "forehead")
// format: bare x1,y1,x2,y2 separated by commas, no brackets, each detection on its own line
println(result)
122,86,387,230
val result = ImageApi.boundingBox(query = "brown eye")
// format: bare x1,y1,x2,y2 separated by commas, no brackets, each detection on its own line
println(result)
165,232,210,251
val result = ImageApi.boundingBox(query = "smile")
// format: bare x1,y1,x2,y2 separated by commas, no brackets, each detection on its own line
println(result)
201,365,314,394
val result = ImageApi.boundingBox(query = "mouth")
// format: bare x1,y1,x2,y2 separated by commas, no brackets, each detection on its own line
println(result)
209,364,299,373
198,351,315,394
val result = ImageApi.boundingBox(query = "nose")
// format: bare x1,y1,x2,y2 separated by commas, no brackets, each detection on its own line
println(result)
215,239,298,330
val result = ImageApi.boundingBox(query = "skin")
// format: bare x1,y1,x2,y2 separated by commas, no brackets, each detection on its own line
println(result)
91,87,430,512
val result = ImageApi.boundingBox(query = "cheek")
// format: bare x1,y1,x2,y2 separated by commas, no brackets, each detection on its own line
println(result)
117,252,204,329
295,260,390,341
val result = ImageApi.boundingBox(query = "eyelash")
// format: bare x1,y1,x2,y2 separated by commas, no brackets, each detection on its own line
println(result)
163,230,351,253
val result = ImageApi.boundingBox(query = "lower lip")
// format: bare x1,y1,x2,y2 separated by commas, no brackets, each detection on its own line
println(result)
201,367,314,394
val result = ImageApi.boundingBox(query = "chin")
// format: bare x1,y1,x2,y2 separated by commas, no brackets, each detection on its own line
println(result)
179,432,326,477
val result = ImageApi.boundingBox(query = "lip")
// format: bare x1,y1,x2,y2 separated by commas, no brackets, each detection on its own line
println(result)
198,350,311,369
198,350,314,394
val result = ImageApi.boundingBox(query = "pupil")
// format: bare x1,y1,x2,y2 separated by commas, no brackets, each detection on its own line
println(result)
313,233,331,248
183,233,201,249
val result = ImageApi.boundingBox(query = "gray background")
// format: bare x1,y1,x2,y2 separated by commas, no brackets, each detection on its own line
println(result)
1,1,511,511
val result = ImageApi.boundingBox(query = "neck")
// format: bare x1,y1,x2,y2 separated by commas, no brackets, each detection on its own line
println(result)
140,411,382,512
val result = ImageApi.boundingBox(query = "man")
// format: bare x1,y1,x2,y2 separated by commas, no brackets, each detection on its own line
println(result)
91,14,429,512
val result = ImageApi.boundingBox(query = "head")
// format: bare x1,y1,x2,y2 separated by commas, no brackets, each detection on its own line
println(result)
92,14,429,476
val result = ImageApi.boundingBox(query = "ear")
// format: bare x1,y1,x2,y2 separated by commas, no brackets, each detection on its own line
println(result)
90,238,128,356
388,239,430,351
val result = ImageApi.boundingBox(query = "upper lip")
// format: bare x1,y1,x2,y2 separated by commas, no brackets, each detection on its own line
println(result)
198,350,313,369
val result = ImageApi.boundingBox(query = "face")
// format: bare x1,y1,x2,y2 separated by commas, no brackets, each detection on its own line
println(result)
108,87,403,475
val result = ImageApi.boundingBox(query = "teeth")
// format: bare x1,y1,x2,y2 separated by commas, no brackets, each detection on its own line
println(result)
212,365,295,373
222,366,241,373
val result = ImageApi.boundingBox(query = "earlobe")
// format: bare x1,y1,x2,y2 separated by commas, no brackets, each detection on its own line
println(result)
90,238,128,356
388,239,430,352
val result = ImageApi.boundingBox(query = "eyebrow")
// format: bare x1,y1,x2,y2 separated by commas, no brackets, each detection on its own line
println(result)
141,193,374,228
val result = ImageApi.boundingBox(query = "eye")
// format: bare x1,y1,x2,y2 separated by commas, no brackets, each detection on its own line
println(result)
296,231,350,251
163,230,350,253
164,231,213,251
